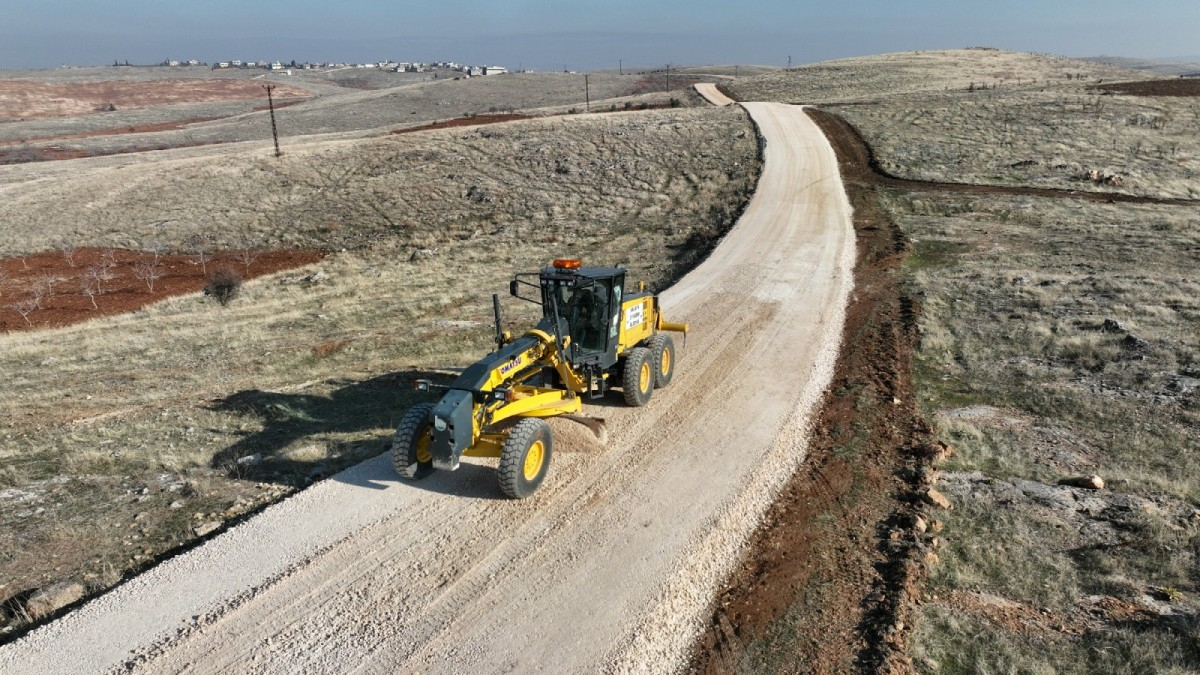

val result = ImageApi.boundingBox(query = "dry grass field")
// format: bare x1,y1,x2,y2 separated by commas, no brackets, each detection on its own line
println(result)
0,67,695,163
732,49,1200,199
0,73,758,635
728,49,1200,672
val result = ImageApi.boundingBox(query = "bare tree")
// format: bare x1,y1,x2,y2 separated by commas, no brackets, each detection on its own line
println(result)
8,297,37,326
133,259,164,292
79,275,101,310
148,240,165,265
99,248,118,270
36,271,62,296
235,237,258,273
188,234,212,274
0,268,8,297
83,265,114,295
28,282,48,309
60,243,78,267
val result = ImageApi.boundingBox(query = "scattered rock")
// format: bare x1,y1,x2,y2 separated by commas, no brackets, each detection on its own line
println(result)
1059,475,1104,490
1101,318,1126,333
236,453,262,467
922,489,953,510
928,440,954,463
24,581,85,619
301,271,328,286
1122,334,1150,352
913,514,928,534
930,519,944,533
409,248,437,262
193,521,222,538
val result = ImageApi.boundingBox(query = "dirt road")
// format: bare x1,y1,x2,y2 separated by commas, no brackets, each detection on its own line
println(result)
0,103,855,673
693,83,736,106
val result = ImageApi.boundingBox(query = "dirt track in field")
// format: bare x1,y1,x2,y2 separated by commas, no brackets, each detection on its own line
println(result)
0,101,856,673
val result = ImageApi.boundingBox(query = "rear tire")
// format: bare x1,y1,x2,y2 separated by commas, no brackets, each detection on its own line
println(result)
498,418,553,499
622,347,654,406
392,403,434,479
649,334,675,388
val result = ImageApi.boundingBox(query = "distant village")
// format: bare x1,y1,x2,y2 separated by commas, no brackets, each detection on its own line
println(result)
146,58,510,76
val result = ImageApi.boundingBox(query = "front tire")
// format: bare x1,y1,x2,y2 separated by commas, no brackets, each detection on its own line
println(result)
649,334,675,388
498,418,553,499
622,347,654,406
392,403,434,479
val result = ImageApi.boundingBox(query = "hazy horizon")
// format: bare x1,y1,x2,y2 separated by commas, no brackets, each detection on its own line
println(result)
2,1,1198,71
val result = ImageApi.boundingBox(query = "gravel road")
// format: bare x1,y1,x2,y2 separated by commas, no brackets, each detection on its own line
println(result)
693,83,736,106
0,101,855,674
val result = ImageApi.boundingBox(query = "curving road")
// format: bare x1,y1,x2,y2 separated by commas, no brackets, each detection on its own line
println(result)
0,101,855,674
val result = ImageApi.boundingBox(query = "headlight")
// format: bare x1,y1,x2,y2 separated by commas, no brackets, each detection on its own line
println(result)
433,417,448,431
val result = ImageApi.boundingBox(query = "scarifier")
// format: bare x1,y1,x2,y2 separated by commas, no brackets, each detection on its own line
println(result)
392,259,688,498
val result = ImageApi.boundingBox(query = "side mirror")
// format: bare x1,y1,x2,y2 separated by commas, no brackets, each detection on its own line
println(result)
509,279,519,297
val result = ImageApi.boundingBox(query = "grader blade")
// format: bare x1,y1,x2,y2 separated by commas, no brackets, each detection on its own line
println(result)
562,415,608,445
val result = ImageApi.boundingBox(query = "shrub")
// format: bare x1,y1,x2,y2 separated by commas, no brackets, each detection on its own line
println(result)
204,268,242,307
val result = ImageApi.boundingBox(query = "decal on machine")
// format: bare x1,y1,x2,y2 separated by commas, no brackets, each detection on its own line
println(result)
624,303,644,330
499,355,525,377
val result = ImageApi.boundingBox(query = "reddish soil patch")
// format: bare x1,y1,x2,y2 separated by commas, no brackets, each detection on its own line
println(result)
0,116,226,147
391,113,530,134
0,140,227,165
0,79,310,121
1092,79,1200,97
0,247,324,332
689,108,941,673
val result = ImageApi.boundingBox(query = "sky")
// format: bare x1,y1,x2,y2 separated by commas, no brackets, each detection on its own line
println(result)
1,0,1196,70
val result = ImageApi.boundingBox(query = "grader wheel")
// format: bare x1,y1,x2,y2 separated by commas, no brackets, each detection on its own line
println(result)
648,334,675,388
498,417,553,499
622,346,654,407
392,403,434,479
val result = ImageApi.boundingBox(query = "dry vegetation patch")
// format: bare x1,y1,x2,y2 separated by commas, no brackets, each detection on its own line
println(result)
0,104,759,637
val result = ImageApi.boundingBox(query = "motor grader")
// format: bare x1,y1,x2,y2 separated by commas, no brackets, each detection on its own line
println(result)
392,258,688,498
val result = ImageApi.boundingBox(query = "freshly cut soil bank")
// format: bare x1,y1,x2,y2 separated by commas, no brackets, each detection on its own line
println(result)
689,106,936,673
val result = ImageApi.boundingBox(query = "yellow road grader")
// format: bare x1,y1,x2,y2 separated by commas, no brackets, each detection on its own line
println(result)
392,259,688,498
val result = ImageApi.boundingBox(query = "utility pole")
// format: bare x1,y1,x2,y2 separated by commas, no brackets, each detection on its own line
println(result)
619,59,622,75
585,73,590,111
263,84,281,157
787,55,792,69
665,63,670,92
735,64,739,78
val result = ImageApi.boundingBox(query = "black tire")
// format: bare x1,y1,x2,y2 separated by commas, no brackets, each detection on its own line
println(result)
649,333,675,388
498,418,553,499
622,346,654,406
392,403,434,480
